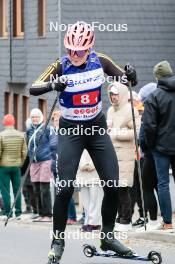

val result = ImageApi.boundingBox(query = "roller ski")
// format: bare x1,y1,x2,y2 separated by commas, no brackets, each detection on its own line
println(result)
47,235,65,264
83,244,162,264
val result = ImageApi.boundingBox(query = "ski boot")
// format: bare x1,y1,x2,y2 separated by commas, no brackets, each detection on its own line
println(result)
100,226,133,257
47,234,65,264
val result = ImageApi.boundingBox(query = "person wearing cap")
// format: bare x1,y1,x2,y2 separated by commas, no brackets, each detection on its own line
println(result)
27,108,52,222
0,114,27,220
107,82,140,232
143,61,175,230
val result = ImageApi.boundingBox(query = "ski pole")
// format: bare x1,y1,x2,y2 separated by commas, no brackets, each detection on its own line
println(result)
127,73,147,231
4,92,59,227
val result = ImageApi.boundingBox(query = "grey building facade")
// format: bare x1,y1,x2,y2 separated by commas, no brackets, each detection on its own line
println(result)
0,0,175,131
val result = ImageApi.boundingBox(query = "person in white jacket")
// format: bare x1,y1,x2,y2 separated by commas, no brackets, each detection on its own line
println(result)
107,82,140,232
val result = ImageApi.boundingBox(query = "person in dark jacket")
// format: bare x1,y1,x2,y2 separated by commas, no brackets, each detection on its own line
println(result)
138,82,162,231
21,156,38,216
129,92,148,228
49,111,60,179
21,119,37,218
27,108,52,222
143,61,175,230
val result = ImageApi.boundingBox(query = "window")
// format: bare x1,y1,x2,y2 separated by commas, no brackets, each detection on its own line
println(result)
13,0,24,37
0,0,8,37
13,93,19,129
4,92,10,114
22,96,29,131
38,0,45,37
38,98,47,121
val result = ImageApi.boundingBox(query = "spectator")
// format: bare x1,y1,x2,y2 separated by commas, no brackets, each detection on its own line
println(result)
76,209,85,225
27,108,52,222
77,149,103,232
130,158,148,228
67,198,77,225
143,61,175,230
0,193,3,214
107,82,140,232
129,91,148,227
138,82,162,231
21,155,38,219
0,114,27,220
21,119,37,218
49,110,60,183
128,91,144,115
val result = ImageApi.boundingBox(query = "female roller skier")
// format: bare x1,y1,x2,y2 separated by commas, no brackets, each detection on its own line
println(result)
30,21,137,264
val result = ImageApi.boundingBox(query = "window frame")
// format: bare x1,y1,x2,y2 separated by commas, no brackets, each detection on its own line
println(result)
22,95,29,131
38,0,46,37
13,0,24,38
4,92,10,114
38,98,47,121
0,0,8,38
13,93,20,129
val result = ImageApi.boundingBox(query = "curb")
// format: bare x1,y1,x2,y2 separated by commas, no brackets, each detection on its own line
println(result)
1,220,175,244
129,231,175,244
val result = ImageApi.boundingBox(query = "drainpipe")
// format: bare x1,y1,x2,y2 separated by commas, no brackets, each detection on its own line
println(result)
9,0,12,82
58,0,61,58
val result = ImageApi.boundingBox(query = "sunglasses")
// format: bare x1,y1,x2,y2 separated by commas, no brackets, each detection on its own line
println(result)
67,49,88,58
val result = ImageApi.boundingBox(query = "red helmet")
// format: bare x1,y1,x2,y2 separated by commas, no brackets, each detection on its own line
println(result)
64,21,95,51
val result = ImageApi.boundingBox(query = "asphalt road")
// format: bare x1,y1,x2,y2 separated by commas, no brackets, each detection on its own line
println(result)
0,222,175,264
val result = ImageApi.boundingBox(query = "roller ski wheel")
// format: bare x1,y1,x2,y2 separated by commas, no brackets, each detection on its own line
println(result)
83,244,97,258
148,251,162,264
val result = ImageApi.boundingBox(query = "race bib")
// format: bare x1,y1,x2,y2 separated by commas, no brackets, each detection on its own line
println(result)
73,91,99,106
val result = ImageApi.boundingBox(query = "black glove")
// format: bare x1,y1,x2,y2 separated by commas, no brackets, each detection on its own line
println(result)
52,76,67,92
124,63,137,86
